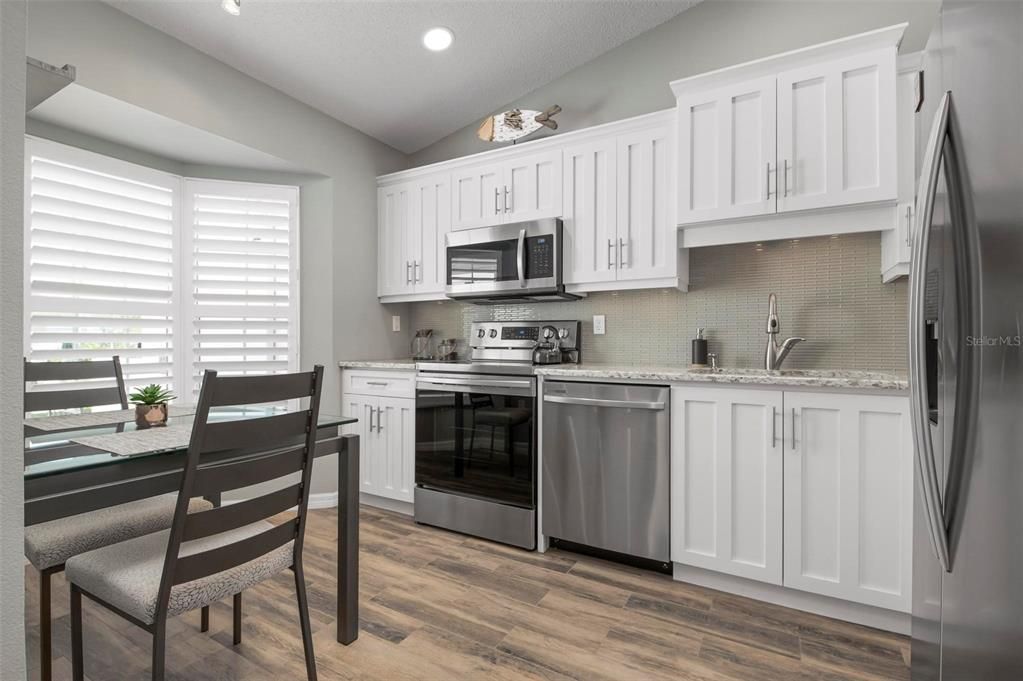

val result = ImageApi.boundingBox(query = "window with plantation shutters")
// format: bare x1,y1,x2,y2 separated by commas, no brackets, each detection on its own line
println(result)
24,138,180,399
24,138,300,407
183,179,299,402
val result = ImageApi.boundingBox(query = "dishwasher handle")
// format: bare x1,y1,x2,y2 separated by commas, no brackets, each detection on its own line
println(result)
543,394,665,411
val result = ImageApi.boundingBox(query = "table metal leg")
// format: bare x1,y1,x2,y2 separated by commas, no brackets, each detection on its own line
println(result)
337,433,360,644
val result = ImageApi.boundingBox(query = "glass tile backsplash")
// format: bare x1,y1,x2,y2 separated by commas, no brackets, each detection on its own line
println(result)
409,232,908,373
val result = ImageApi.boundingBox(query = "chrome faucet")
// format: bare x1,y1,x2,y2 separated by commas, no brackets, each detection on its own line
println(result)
764,293,805,370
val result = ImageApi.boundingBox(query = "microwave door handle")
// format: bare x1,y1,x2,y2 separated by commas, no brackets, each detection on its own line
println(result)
517,228,527,288
910,91,954,573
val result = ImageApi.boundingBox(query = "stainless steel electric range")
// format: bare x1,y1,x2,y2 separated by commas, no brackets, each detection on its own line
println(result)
413,320,580,549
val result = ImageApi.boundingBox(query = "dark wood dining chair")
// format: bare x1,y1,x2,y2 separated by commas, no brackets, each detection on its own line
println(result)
65,365,326,681
23,357,213,681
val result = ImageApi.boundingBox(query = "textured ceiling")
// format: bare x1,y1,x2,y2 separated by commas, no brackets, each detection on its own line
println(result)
105,0,696,153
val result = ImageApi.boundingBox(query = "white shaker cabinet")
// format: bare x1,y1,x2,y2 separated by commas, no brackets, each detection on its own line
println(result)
378,173,451,301
377,182,413,298
341,370,416,504
881,54,923,282
671,386,784,585
783,391,913,612
776,48,897,213
562,138,618,286
677,76,778,225
450,150,562,230
561,116,686,292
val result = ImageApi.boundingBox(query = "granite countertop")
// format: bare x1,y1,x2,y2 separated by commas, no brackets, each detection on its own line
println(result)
338,359,418,370
339,359,908,391
533,365,909,391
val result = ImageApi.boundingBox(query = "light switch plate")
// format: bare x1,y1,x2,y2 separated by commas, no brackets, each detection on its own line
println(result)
392,315,401,332
593,314,606,335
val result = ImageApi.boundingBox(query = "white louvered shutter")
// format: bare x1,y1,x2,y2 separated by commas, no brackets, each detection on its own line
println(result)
24,138,180,395
183,179,299,402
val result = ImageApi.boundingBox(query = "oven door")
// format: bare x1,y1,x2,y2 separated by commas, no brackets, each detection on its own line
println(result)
445,221,560,298
415,373,536,509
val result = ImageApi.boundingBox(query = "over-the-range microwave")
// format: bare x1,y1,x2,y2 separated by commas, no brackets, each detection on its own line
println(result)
444,218,580,304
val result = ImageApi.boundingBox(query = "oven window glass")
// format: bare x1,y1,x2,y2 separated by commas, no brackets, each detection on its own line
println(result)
415,388,534,508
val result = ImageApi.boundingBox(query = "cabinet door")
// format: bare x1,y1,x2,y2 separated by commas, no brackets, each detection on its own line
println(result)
377,184,412,297
451,163,503,230
783,391,913,611
502,149,563,223
776,48,897,213
562,138,618,285
677,76,777,224
411,174,451,295
671,387,784,585
376,397,415,502
882,66,920,281
617,125,677,281
342,394,380,496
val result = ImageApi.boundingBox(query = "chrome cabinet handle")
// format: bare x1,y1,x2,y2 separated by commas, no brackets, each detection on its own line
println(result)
608,239,615,269
771,406,777,448
366,381,388,386
543,395,665,411
405,261,411,284
376,407,384,432
909,91,981,574
494,187,500,214
783,159,791,197
904,205,913,247
413,260,420,283
504,186,512,213
790,407,797,450
618,238,627,268
368,406,375,432
517,228,527,288
766,162,775,199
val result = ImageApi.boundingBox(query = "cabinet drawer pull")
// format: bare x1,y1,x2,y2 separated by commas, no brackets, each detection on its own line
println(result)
368,407,376,432
504,186,512,213
904,205,913,247
608,239,615,269
365,381,389,386
376,407,384,432
771,406,777,448
791,407,798,450
405,261,412,284
494,187,500,214
766,162,774,199
618,238,627,268
783,159,791,197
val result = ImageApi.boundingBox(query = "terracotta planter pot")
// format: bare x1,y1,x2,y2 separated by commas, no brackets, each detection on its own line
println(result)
135,403,169,427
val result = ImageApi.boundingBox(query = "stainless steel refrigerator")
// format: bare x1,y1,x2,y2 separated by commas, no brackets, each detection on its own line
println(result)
909,2,1023,680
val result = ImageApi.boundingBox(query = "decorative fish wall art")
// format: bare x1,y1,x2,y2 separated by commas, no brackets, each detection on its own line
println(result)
477,105,562,143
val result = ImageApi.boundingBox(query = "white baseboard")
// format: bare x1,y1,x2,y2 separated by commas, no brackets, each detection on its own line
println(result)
359,493,413,516
673,563,911,635
307,491,338,510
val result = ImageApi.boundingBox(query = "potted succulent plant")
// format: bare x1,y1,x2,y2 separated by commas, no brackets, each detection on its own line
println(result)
129,384,175,427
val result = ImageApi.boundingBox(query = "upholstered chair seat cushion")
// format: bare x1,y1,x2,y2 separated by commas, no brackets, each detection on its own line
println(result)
24,495,213,571
65,520,295,624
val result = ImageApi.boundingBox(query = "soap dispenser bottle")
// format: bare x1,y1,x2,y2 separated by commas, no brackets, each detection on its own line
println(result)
691,328,708,368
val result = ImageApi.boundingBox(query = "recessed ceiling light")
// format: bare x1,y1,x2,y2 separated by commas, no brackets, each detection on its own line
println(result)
221,0,241,16
422,27,454,52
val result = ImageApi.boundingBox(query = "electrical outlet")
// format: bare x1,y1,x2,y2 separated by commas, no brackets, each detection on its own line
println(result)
392,315,401,332
593,314,606,335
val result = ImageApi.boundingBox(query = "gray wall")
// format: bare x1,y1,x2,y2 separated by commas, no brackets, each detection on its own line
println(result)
412,232,908,373
26,0,411,497
411,0,939,165
0,1,27,677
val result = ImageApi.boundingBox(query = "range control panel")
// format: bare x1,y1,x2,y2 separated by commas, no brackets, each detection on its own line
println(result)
470,320,580,352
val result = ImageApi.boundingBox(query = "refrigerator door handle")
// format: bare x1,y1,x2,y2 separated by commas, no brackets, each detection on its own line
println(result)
910,91,982,574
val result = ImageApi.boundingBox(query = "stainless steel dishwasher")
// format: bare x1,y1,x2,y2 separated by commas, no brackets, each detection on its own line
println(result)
541,381,669,563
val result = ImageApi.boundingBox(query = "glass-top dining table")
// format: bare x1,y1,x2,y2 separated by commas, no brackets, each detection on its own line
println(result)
23,408,362,645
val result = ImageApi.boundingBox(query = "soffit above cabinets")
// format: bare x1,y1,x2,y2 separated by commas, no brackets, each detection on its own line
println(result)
105,0,699,154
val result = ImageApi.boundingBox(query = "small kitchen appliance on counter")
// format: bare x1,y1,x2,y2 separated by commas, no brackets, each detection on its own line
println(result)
411,329,434,360
414,320,580,549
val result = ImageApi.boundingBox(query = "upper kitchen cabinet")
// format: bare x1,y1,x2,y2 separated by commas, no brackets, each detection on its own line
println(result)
450,149,562,230
677,76,777,224
672,24,906,248
378,172,451,303
881,53,923,283
562,111,688,293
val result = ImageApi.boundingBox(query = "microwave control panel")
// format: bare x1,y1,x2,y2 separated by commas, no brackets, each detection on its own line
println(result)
526,236,554,278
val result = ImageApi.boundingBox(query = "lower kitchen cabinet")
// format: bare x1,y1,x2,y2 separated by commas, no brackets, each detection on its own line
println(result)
783,391,913,612
671,385,913,613
342,392,415,503
671,386,784,585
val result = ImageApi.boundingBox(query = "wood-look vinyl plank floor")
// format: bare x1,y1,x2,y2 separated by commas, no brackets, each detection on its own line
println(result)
25,505,910,680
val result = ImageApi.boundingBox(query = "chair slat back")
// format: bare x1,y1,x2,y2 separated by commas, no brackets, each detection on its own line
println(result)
155,366,324,615
24,357,129,414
